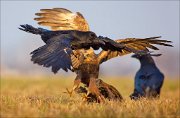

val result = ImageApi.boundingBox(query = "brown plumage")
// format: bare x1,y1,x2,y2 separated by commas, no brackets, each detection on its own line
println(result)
97,37,172,64
34,8,173,102
76,79,123,102
34,8,89,31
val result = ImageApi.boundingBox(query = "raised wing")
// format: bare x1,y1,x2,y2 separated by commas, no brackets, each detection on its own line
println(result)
98,37,173,64
34,8,89,31
34,8,90,69
30,34,73,73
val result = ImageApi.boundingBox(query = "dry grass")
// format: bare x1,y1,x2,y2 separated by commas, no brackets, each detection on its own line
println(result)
0,75,179,118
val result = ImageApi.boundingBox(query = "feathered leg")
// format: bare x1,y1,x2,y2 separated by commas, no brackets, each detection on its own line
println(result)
85,77,105,103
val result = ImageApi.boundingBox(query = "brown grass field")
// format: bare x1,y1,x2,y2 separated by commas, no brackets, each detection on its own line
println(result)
0,75,179,118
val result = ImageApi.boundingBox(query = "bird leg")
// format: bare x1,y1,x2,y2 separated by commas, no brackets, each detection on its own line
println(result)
66,76,81,97
84,77,105,103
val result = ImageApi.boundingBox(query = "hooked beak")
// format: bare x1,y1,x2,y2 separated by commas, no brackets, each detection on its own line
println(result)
149,54,162,57
131,52,162,58
131,54,137,58
93,37,105,45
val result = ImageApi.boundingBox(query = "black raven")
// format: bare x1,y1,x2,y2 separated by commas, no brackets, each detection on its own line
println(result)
130,51,164,99
19,24,136,73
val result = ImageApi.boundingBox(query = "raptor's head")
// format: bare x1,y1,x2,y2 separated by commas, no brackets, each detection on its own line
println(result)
83,48,95,58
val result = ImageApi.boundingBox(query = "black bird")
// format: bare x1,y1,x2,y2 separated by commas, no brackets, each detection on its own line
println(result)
130,51,164,100
20,8,173,102
19,24,136,73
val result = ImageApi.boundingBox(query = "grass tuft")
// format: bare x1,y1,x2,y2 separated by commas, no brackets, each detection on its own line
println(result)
0,76,179,117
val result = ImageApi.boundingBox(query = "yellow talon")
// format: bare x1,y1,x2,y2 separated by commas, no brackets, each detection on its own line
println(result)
81,93,91,101
65,88,73,97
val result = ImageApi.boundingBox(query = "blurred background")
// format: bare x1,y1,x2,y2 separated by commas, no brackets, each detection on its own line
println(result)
1,1,179,79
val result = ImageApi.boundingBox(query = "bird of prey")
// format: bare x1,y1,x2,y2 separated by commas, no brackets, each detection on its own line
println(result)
130,51,164,100
20,8,173,102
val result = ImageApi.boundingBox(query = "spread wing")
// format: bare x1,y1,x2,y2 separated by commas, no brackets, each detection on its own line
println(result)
30,34,73,73
34,8,89,31
98,36,173,64
34,8,91,69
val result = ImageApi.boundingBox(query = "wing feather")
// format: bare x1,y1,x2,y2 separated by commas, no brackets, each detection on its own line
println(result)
34,8,89,31
34,8,90,70
98,37,173,64
30,35,73,73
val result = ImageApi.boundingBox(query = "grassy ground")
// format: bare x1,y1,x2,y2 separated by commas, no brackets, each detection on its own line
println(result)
0,75,179,118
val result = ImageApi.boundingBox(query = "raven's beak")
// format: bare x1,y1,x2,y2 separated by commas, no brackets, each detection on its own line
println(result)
149,54,162,57
99,39,106,45
131,54,137,58
131,50,150,58
93,37,105,45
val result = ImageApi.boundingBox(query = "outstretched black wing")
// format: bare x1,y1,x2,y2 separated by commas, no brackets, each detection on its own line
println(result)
30,35,73,73
19,24,140,73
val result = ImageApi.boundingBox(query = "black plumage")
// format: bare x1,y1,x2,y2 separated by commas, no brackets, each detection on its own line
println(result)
130,51,164,99
19,24,136,73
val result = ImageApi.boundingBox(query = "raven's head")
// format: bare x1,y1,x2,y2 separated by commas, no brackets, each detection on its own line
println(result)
71,31,105,50
84,31,105,46
131,51,162,59
72,31,97,41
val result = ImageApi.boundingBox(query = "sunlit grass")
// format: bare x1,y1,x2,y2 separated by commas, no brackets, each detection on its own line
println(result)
0,75,179,117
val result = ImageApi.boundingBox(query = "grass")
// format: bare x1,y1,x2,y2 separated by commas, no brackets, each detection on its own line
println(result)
0,75,179,118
